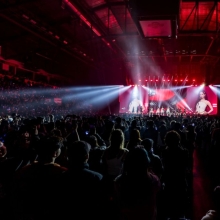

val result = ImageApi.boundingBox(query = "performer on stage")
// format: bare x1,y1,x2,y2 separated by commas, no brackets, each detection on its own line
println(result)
183,108,186,116
161,106,165,116
149,107,154,116
156,107,160,115
166,107,171,116
195,91,213,115
139,105,143,114
128,97,144,113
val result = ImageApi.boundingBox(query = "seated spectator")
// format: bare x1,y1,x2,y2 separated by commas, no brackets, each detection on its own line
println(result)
141,138,163,179
58,140,103,220
114,147,161,220
201,186,220,220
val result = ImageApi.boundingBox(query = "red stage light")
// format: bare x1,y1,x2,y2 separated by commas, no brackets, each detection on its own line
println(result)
156,79,158,82
168,80,170,81
145,80,148,81
193,79,195,81
151,80,153,81
180,79,183,81
175,79,177,81
139,80,141,81
163,80,165,81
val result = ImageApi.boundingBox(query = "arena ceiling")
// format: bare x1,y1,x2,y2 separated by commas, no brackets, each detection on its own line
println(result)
1,0,220,85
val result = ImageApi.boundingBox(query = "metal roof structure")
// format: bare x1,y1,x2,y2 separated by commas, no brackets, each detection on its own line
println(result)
1,0,220,85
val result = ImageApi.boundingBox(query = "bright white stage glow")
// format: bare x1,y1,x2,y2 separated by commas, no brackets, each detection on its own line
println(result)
133,85,138,98
172,90,192,111
88,86,121,104
193,84,205,94
209,85,220,96
63,86,121,100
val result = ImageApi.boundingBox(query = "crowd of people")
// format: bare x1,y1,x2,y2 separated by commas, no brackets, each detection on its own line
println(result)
0,108,220,219
0,76,220,220
0,76,94,117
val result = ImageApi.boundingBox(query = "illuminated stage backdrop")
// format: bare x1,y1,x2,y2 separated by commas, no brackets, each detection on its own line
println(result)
119,86,218,115
185,86,217,115
119,86,148,113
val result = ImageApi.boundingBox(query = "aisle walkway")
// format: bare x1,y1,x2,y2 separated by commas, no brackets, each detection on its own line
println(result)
193,149,214,220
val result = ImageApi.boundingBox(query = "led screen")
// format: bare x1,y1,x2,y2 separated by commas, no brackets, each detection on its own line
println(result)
119,86,217,115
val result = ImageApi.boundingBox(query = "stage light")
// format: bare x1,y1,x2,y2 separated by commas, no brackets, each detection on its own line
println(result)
145,80,148,81
180,79,183,81
151,80,153,81
193,79,195,81
163,80,165,82
175,79,177,81
139,80,141,81
156,79,158,82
